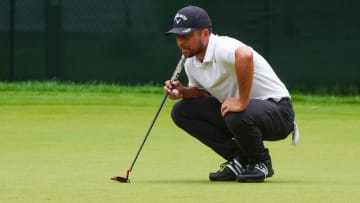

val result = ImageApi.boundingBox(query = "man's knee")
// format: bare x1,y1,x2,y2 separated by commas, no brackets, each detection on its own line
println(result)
171,100,184,123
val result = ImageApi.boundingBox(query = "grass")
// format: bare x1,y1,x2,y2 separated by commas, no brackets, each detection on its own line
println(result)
0,81,359,203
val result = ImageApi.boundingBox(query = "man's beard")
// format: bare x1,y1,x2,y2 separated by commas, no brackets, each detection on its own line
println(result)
186,46,204,58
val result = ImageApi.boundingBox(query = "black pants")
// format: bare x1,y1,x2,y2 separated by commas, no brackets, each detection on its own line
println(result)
171,96,295,165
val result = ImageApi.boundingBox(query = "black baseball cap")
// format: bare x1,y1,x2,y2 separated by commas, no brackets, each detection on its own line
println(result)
166,5,212,35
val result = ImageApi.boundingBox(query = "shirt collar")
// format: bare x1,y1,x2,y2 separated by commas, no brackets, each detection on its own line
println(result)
202,33,216,63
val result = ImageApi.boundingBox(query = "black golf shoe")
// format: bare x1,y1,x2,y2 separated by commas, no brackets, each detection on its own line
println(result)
237,161,274,182
209,158,244,181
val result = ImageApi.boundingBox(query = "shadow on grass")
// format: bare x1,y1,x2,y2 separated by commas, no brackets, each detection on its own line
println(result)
110,179,212,185
110,177,360,185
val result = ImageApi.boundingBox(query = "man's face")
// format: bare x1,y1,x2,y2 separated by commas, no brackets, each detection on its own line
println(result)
175,29,208,58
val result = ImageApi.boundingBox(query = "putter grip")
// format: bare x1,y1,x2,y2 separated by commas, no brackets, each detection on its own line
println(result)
170,55,186,82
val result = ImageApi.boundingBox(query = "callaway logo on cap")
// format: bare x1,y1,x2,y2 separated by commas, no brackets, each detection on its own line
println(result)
174,13,188,24
166,5,212,35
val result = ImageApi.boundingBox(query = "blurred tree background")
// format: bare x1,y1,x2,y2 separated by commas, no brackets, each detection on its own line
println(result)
0,0,358,94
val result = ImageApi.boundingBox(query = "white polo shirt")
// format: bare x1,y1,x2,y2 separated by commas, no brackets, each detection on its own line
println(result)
184,34,290,103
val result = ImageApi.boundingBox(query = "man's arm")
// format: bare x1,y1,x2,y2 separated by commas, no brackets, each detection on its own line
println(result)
221,46,254,116
164,80,210,100
235,46,254,109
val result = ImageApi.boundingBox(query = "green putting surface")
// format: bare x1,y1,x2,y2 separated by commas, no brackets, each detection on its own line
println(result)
0,84,359,203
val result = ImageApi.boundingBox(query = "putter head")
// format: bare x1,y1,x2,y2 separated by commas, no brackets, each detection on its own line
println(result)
111,168,132,183
111,176,130,183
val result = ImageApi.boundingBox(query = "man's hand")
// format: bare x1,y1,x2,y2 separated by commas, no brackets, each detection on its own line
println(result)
221,97,247,117
164,80,184,100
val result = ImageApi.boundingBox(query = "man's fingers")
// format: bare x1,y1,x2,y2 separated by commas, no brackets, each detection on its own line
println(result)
221,105,229,117
165,80,172,87
171,80,179,85
171,80,181,90
164,80,173,91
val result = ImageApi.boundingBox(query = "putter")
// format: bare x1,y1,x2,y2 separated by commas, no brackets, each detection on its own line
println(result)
111,55,186,183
